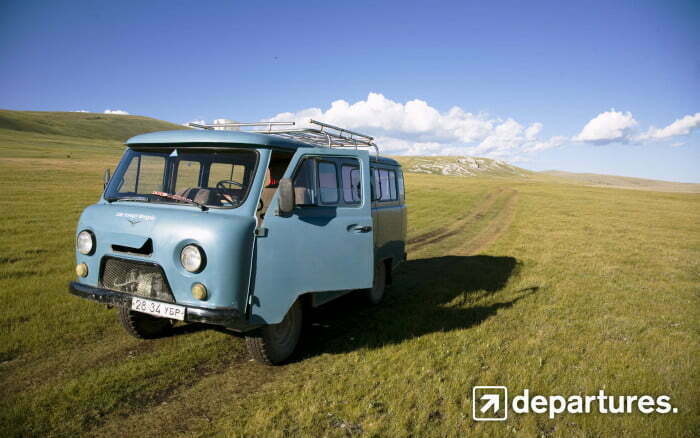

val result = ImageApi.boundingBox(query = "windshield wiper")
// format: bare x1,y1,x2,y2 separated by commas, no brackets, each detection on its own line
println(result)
105,196,150,203
150,191,209,211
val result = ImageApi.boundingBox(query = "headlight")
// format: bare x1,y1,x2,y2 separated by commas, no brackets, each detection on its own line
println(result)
180,245,205,273
77,230,94,255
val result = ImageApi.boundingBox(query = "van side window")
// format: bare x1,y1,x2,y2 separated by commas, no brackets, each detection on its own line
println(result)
341,164,361,203
293,159,316,205
388,170,397,199
318,161,339,204
372,168,380,201
379,169,391,200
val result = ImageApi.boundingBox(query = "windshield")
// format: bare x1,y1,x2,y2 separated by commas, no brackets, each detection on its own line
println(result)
104,147,258,209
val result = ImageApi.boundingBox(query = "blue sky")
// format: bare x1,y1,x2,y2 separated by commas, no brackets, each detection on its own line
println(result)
1,0,698,181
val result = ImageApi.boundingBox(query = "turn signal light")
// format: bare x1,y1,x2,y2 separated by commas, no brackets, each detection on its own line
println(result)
76,263,88,278
191,283,207,301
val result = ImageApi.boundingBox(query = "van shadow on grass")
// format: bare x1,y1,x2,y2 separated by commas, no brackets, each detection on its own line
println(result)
296,255,537,359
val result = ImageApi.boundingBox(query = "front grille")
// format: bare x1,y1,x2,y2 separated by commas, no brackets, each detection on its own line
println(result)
100,257,175,303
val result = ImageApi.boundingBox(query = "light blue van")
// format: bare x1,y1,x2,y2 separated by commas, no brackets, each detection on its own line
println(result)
69,120,407,364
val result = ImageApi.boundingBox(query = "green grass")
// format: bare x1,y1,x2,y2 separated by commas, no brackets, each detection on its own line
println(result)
0,109,185,142
0,111,698,437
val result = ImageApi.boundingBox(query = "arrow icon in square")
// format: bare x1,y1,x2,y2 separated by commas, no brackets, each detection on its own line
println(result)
480,393,500,414
472,386,508,421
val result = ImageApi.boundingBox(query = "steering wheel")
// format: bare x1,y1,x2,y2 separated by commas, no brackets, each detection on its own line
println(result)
216,179,243,190
216,180,244,205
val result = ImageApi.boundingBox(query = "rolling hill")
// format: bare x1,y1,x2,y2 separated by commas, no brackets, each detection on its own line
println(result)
394,156,531,178
0,109,185,142
394,155,700,193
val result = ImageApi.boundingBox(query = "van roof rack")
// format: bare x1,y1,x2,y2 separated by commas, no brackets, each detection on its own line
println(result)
188,119,379,155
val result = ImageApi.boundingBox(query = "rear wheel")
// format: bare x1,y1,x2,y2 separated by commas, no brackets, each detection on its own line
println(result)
245,300,303,365
365,261,386,305
118,305,174,339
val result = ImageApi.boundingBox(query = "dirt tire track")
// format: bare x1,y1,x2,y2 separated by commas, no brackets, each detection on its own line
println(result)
408,188,516,251
453,189,519,256
407,189,500,247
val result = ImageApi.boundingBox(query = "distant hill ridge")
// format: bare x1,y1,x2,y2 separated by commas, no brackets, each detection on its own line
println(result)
0,109,184,142
394,156,699,192
541,170,700,193
394,156,531,177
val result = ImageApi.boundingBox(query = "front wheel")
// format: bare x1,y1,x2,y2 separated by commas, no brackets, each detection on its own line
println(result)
245,300,303,365
118,306,174,339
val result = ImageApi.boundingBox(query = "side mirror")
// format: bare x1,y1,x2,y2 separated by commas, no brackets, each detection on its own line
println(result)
103,168,111,189
277,178,295,216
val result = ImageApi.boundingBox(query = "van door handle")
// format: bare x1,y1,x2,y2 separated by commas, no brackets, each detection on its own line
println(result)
348,225,372,233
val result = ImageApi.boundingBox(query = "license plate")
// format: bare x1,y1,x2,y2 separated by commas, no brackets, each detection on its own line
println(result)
131,297,185,321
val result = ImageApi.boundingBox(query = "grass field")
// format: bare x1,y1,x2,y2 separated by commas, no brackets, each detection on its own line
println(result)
0,112,698,437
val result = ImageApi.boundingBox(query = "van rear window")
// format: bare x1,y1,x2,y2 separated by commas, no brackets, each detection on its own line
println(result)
373,167,398,202
397,170,405,200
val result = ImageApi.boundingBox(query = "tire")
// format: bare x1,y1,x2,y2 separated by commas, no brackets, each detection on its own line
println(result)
118,305,174,339
365,261,386,305
245,300,303,365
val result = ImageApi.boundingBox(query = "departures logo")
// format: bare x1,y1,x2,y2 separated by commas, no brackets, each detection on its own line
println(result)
472,386,678,422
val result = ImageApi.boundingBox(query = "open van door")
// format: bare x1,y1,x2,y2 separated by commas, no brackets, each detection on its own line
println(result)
249,148,374,324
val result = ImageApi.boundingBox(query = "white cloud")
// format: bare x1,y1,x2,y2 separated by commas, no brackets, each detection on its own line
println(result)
573,109,637,144
523,135,568,153
573,110,700,145
104,109,129,115
267,93,497,143
525,122,543,140
71,110,89,113
636,113,700,141
264,92,565,160
376,136,445,155
197,93,696,160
